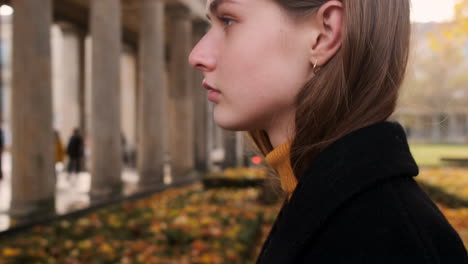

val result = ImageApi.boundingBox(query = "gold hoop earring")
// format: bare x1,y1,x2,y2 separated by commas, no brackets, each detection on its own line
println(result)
313,58,318,73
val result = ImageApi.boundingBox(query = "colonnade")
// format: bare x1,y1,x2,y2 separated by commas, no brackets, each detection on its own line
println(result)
7,0,215,217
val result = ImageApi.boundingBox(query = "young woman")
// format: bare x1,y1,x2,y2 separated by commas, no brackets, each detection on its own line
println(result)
189,0,468,263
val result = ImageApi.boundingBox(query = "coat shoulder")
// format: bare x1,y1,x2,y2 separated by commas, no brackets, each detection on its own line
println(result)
297,176,468,263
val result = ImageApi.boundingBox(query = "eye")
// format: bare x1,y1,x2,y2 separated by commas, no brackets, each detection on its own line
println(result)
218,16,234,27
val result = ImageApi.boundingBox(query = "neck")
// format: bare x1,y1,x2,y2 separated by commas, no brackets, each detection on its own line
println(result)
266,115,295,149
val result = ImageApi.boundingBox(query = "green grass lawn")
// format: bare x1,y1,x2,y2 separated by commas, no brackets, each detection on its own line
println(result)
409,144,468,167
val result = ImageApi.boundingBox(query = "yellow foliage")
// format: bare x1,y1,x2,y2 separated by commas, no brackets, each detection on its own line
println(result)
78,239,92,250
99,243,114,254
417,168,468,200
2,248,21,257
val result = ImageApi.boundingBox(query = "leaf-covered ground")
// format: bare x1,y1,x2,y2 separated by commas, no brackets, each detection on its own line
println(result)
0,185,278,264
1,167,467,263
417,168,468,200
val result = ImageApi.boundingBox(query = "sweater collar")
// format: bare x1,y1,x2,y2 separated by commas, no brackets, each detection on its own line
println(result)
257,121,419,264
265,141,297,198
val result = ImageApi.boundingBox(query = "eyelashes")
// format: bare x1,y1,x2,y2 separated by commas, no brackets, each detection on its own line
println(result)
206,13,236,31
218,16,235,27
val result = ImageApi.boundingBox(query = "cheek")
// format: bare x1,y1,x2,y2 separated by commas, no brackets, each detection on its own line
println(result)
214,52,307,130
220,31,308,104
212,24,310,130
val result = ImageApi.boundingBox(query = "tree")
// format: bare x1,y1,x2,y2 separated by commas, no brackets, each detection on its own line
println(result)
399,2,468,113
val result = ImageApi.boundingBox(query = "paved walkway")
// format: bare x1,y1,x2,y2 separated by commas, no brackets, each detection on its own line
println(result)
0,152,174,232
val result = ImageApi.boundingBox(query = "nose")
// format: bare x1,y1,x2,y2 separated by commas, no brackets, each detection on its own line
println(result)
189,35,216,73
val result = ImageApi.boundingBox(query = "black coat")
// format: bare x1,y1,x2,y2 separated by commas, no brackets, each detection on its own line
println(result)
66,135,84,159
256,121,468,263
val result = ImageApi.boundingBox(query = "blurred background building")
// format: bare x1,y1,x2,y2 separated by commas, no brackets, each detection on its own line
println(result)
394,20,468,143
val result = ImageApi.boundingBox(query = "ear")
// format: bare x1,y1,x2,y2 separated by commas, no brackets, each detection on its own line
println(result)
308,0,343,68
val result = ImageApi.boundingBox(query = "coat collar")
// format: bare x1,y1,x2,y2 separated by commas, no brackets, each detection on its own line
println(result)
257,121,419,263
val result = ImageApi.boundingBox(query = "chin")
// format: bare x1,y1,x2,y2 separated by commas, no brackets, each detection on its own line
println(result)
214,118,246,131
213,109,253,131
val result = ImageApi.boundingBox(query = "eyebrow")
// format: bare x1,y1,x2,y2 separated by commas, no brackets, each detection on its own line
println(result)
206,0,238,20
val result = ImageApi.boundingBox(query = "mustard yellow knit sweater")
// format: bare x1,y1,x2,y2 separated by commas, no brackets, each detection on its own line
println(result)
265,141,298,199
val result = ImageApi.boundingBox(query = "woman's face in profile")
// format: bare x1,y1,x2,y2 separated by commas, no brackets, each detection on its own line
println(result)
189,0,313,132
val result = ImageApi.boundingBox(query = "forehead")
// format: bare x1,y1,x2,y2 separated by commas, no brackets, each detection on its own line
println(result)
206,0,241,13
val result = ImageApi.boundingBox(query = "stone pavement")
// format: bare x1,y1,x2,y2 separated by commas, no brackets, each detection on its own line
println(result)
0,151,176,232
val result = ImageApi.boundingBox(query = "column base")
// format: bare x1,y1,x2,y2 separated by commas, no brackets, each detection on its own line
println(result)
9,198,55,220
138,173,165,192
194,161,208,173
90,183,123,203
170,169,201,187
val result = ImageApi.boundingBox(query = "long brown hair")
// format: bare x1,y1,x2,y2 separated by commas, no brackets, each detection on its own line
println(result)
248,0,411,178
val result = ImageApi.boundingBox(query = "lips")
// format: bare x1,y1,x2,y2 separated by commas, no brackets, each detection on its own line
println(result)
202,80,221,93
203,80,221,103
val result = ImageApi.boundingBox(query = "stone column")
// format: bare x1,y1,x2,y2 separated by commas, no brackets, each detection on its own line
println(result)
465,114,468,141
206,103,215,171
431,114,441,142
223,131,237,168
168,6,195,184
448,113,458,142
137,0,166,187
235,132,245,167
90,0,122,197
10,0,54,217
192,20,208,172
455,114,464,142
423,115,432,139
84,35,92,171
414,115,424,140
208,125,225,172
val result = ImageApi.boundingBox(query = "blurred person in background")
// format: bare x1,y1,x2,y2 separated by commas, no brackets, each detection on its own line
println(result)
66,128,84,181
